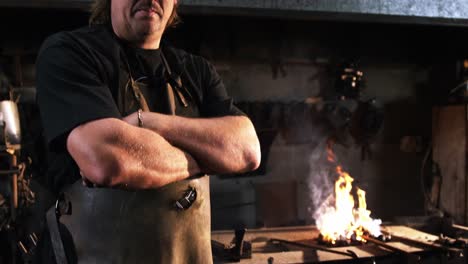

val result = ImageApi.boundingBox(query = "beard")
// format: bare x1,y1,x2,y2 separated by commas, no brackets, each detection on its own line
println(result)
130,17,164,44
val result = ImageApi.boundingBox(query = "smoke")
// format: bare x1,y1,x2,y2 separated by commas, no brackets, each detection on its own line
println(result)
306,139,337,223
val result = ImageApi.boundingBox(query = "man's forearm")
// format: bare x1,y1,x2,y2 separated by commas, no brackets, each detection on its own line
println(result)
137,113,261,174
67,118,202,189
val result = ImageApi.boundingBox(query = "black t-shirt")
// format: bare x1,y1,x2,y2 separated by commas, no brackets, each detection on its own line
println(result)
36,25,244,195
132,47,162,76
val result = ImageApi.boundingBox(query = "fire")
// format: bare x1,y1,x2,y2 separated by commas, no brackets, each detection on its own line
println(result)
315,144,381,245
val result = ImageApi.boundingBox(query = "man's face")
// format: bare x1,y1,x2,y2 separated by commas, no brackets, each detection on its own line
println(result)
111,0,176,47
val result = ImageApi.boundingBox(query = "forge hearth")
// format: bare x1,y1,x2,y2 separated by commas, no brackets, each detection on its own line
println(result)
316,232,391,247
212,224,466,263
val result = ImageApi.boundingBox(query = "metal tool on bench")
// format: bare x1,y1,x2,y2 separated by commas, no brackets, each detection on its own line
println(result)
269,238,359,259
382,230,464,259
212,228,252,262
363,234,422,263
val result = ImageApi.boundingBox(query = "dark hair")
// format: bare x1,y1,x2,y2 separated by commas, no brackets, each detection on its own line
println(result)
89,0,180,28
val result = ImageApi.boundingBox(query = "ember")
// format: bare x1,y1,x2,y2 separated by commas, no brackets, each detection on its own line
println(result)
314,144,382,245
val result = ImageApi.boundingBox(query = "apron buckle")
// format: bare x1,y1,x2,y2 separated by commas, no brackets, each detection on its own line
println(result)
174,187,197,210
55,192,72,217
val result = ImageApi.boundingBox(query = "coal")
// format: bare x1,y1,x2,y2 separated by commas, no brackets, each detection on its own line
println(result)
377,234,392,242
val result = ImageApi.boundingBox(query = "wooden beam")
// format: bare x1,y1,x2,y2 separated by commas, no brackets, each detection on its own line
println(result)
2,0,468,26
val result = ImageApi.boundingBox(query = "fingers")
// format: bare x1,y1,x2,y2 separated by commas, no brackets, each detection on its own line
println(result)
80,170,98,188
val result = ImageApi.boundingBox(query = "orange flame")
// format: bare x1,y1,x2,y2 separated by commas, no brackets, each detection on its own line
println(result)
326,138,336,163
316,146,381,244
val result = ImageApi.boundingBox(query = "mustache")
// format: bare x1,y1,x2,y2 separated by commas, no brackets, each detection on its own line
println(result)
132,0,163,15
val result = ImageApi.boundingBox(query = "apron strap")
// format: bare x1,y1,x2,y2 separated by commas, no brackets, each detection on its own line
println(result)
128,78,150,112
120,47,189,115
46,208,68,264
166,81,176,115
46,193,72,264
161,51,193,114
120,51,151,112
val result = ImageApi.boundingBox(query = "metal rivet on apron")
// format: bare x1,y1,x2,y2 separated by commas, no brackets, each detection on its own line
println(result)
174,187,197,211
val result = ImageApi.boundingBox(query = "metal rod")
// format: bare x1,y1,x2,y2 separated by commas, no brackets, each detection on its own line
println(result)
363,235,421,262
11,155,18,209
0,168,22,175
17,241,28,254
381,230,463,257
452,224,468,232
270,238,358,259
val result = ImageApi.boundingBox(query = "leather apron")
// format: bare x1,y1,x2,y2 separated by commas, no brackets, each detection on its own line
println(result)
56,48,213,264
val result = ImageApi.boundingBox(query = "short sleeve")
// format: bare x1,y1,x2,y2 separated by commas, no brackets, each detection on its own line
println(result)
197,57,245,117
36,34,121,149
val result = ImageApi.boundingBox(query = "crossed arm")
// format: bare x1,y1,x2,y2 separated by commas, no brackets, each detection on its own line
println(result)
66,112,261,189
